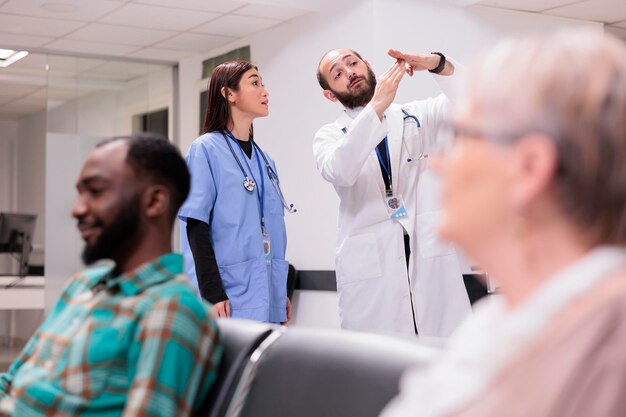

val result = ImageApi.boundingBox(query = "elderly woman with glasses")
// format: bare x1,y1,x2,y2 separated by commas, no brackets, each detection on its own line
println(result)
381,30,626,417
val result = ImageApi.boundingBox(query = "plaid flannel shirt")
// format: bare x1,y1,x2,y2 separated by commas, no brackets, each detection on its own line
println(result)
0,253,221,417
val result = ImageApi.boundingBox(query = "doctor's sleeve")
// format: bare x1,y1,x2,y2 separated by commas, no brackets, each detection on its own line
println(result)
424,57,464,130
313,105,389,187
406,62,462,147
178,142,217,225
422,94,451,134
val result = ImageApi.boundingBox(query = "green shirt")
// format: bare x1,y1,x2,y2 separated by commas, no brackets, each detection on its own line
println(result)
0,253,221,417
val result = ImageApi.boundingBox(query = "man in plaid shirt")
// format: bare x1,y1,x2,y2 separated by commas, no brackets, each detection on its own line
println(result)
0,133,222,417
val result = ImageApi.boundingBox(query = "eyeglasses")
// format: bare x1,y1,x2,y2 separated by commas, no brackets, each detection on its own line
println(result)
436,121,524,154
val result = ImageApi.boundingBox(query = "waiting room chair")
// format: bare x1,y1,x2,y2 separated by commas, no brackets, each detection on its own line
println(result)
195,319,274,417
226,327,440,417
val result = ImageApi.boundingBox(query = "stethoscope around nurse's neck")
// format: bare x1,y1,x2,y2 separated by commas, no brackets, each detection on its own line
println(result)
223,129,297,213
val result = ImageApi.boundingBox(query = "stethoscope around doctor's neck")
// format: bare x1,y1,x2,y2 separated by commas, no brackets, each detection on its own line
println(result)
223,129,297,213
400,109,428,162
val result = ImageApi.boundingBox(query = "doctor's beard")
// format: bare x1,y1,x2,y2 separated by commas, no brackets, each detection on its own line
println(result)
331,66,377,109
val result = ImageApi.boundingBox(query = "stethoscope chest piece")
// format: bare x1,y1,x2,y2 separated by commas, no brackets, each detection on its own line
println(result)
223,129,296,212
243,177,256,192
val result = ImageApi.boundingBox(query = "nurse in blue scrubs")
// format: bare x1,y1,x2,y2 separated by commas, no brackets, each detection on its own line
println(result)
178,60,291,323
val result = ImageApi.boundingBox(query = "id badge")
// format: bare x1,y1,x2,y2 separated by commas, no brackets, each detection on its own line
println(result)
262,229,272,265
385,194,408,220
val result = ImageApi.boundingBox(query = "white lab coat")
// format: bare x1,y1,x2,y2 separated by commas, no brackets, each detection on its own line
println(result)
313,77,471,336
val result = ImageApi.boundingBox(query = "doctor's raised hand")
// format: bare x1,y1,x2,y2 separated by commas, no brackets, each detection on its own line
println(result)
388,49,455,77
370,60,406,120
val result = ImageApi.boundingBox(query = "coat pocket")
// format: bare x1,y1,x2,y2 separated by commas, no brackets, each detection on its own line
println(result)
270,258,288,306
337,233,383,285
416,211,456,259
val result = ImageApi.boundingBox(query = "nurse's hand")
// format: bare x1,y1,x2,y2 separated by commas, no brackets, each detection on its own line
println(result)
213,300,231,318
281,298,292,325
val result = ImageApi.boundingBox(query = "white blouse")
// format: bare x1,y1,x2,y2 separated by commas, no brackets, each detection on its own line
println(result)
380,246,626,417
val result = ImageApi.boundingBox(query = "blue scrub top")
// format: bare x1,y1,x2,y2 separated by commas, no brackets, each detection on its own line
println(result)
178,131,288,323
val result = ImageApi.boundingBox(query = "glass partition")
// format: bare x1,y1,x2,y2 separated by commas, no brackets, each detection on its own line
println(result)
41,54,174,309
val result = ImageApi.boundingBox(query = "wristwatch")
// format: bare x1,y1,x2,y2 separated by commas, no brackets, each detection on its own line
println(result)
428,52,446,74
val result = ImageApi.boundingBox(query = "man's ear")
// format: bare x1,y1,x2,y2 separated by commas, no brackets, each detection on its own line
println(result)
323,89,338,103
510,134,558,209
142,185,170,219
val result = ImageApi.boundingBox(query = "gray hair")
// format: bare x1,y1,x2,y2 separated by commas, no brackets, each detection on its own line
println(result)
460,30,626,244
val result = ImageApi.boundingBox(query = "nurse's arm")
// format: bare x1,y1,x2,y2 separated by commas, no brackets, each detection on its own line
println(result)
186,218,228,304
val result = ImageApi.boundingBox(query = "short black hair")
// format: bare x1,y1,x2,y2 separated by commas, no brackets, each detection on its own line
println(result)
316,49,365,90
98,132,190,223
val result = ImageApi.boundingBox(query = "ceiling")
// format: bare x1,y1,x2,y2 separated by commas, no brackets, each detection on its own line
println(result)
0,0,624,120
0,0,318,63
474,0,626,39
0,0,318,119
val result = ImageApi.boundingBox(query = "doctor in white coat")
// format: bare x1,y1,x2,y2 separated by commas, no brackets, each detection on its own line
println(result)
313,48,471,336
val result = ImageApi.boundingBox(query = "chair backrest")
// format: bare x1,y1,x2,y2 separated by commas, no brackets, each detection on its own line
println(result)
230,327,440,417
195,318,274,417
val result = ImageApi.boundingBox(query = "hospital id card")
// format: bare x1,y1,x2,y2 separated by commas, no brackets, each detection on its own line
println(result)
262,229,272,265
385,194,408,220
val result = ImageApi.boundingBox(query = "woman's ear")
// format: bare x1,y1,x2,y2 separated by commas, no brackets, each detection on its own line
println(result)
221,87,236,103
510,134,558,209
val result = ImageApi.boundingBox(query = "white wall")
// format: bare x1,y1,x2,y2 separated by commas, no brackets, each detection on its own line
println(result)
177,0,601,272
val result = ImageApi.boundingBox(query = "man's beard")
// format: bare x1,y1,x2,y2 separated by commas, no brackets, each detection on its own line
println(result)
331,66,377,109
81,196,140,265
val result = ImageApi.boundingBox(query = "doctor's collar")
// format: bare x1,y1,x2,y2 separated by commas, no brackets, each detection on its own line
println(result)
344,105,365,119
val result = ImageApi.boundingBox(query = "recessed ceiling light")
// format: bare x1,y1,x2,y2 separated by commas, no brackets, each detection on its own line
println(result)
0,49,29,68
0,48,15,60
40,2,79,13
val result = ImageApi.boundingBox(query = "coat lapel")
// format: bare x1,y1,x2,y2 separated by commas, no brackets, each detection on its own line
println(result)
337,111,387,195
386,106,403,193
